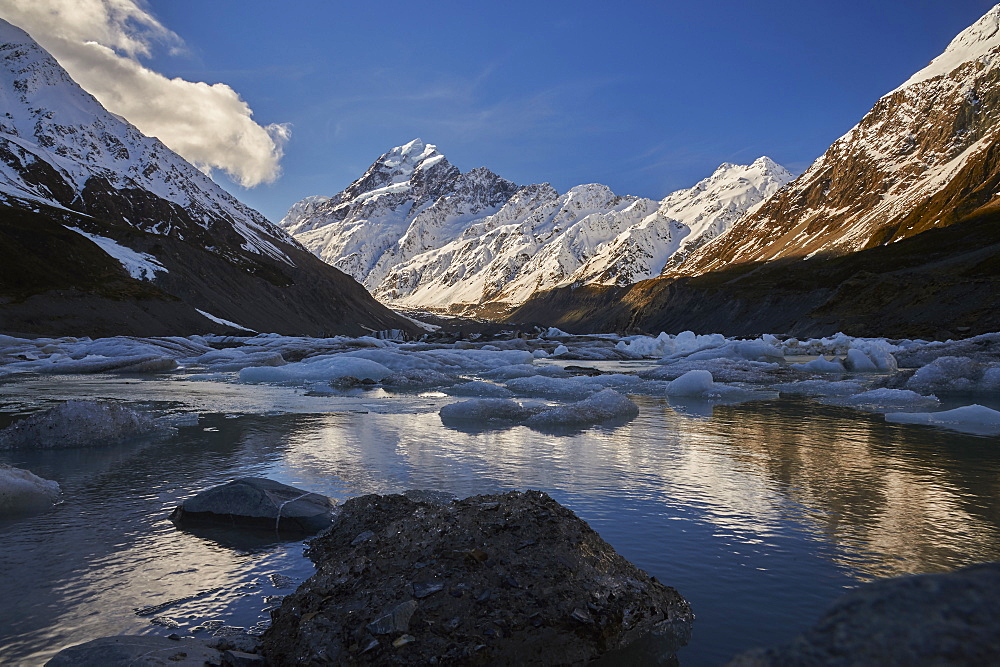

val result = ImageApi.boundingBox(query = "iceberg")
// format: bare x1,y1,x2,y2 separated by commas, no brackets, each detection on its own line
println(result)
0,465,61,513
0,400,162,449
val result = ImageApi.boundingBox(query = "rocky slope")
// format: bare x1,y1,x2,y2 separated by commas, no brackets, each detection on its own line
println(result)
281,142,791,313
673,4,1000,277
0,18,413,337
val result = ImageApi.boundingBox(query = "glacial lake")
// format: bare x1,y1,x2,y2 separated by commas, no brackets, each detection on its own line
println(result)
1,366,999,665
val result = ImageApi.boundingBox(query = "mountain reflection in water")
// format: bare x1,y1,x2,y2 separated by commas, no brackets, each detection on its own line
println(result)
0,375,997,666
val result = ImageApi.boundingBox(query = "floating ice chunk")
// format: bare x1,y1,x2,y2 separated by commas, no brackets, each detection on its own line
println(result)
505,375,602,400
193,349,285,371
665,370,716,396
773,380,865,396
532,349,548,358
239,355,393,384
439,398,542,426
553,345,570,356
587,373,644,390
482,364,570,380
850,339,898,371
844,349,878,372
342,348,533,373
544,327,570,338
525,389,639,427
885,404,1000,436
615,332,673,358
0,464,61,513
381,368,458,389
445,381,514,398
0,400,162,449
643,358,787,384
833,388,940,413
658,369,775,403
905,356,983,393
895,332,1000,367
734,341,785,362
980,365,1000,391
794,356,846,373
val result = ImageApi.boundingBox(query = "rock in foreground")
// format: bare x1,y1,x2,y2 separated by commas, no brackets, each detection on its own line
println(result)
730,562,1000,665
261,490,692,665
170,477,335,535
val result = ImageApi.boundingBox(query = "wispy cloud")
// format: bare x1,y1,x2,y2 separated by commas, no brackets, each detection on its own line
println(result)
0,0,289,187
314,65,620,147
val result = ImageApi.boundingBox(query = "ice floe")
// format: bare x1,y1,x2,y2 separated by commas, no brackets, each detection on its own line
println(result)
439,389,639,430
828,388,941,413
1,329,999,435
0,464,61,514
885,404,1000,436
240,356,394,385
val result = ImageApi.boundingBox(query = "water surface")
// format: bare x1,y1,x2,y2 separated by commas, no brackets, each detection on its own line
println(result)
1,372,998,665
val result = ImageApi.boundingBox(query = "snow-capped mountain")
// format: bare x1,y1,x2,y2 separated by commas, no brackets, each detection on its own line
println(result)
281,141,791,311
0,18,412,336
672,4,1000,277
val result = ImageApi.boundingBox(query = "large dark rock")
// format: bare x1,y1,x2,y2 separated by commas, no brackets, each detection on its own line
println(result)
170,478,335,535
730,562,1000,666
261,490,693,665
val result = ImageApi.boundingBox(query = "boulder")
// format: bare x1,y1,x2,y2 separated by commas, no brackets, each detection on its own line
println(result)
170,477,335,534
729,562,1000,665
261,490,693,665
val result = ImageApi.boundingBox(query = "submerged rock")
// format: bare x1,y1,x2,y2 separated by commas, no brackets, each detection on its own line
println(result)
730,562,1000,665
261,490,693,665
0,400,161,449
170,477,335,534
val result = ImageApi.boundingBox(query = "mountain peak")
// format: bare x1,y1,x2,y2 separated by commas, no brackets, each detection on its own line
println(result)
893,4,1000,93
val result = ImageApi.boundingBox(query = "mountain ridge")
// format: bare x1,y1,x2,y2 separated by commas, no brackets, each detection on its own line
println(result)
280,140,792,313
0,18,415,337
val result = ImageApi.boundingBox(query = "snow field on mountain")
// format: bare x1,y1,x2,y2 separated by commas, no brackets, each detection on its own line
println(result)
2,329,1000,435
65,227,167,281
280,140,793,310
0,19,294,263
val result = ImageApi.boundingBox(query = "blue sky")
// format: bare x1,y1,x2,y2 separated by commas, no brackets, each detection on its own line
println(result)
140,0,995,221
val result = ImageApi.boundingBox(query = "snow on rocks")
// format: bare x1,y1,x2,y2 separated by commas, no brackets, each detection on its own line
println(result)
885,404,1000,436
0,400,163,449
0,464,60,513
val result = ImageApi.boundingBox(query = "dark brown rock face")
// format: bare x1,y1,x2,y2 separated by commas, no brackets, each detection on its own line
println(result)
261,490,693,665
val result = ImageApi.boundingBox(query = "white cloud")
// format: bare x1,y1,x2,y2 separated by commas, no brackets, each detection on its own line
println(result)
0,0,288,187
